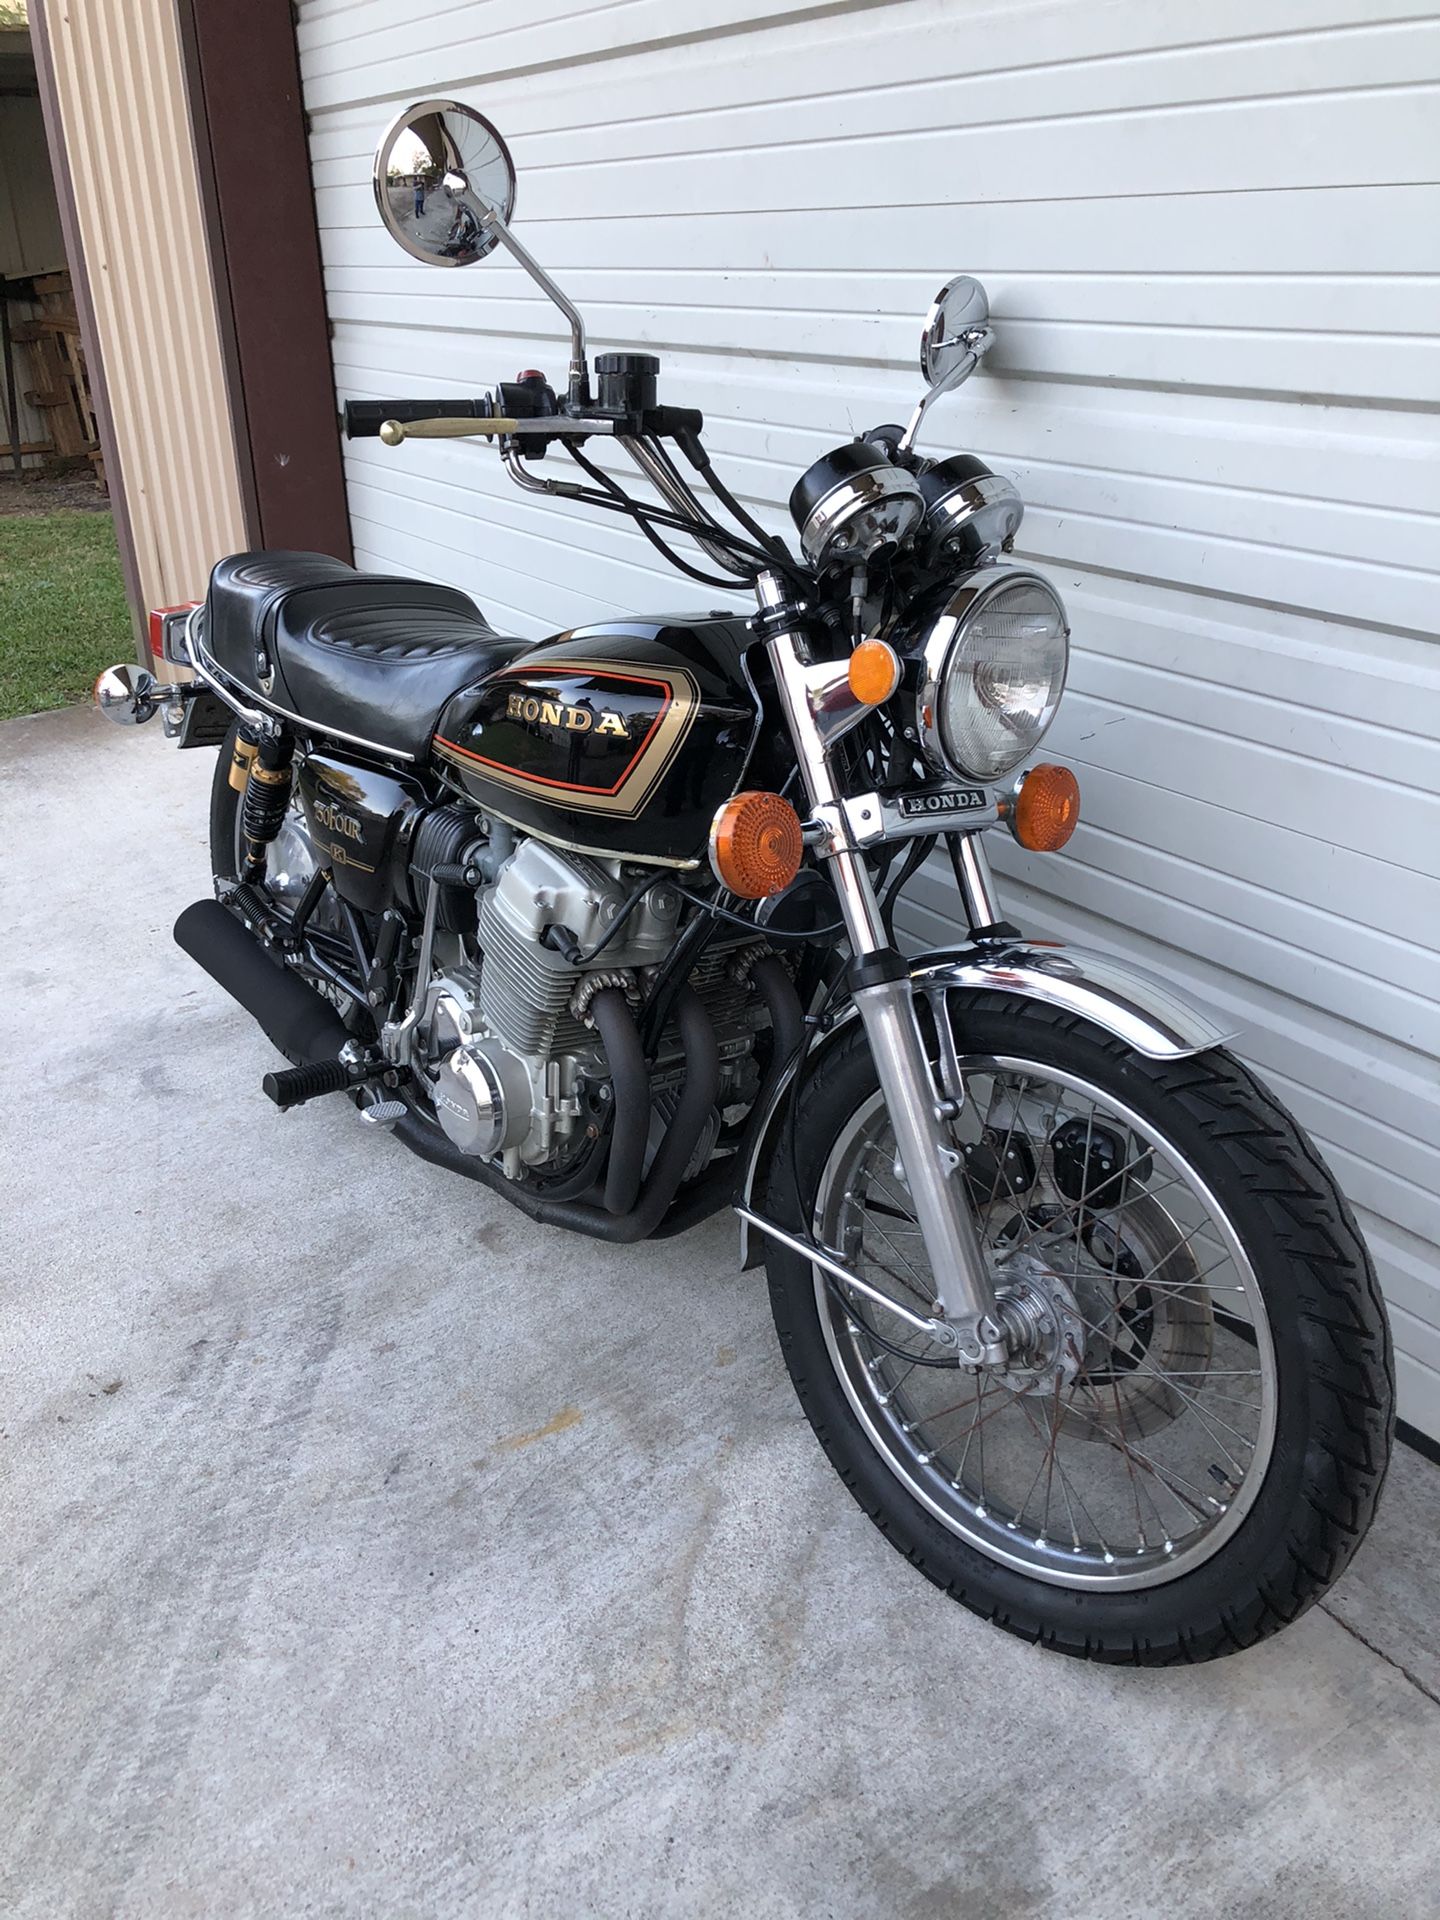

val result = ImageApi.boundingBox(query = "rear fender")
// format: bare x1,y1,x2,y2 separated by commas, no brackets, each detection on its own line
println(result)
735,938,1235,1267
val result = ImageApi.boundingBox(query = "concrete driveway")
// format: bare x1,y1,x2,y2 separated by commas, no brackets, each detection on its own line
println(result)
3,704,1438,1919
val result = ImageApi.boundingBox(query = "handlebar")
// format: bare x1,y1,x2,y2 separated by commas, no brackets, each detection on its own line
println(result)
341,379,792,584
345,385,705,447
377,415,618,444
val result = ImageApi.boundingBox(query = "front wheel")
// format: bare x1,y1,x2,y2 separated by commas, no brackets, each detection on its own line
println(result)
763,993,1393,1663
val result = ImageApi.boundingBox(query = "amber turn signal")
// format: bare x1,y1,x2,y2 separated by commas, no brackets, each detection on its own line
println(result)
847,638,901,706
1011,763,1081,852
709,790,804,899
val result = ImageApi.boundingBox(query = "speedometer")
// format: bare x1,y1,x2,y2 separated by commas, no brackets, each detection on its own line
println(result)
788,443,925,572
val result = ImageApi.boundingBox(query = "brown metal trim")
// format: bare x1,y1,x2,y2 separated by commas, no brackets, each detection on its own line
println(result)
172,0,260,549
175,0,351,563
29,0,146,651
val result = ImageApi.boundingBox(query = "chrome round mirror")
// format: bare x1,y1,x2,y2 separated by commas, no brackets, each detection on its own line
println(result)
373,99,517,268
920,276,991,386
94,662,158,726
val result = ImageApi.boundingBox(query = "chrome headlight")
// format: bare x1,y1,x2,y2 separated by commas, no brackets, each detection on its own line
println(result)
915,568,1069,782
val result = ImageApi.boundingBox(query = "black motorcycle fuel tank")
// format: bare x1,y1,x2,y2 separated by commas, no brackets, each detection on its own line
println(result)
432,614,761,865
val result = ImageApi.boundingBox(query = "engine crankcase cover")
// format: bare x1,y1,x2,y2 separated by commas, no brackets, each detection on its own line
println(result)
430,1037,531,1158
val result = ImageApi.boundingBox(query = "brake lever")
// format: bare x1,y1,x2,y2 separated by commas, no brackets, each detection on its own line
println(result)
378,415,618,444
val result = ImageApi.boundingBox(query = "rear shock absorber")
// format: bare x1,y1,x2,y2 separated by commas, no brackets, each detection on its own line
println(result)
240,730,295,882
227,722,261,793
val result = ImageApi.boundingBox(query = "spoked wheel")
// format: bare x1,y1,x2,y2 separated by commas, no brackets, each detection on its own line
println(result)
764,992,1393,1663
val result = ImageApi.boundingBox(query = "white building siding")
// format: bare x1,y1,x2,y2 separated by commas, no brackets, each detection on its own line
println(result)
296,0,1440,1436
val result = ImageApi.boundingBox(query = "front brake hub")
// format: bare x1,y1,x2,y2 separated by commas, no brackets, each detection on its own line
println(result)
991,1251,1086,1396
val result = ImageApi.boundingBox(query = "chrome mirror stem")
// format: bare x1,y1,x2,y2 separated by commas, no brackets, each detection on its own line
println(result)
477,208,590,405
897,325,994,455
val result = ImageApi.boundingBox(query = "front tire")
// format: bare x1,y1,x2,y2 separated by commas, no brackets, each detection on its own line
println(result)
763,993,1393,1664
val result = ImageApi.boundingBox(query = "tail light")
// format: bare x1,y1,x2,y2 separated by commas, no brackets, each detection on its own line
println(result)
148,602,201,667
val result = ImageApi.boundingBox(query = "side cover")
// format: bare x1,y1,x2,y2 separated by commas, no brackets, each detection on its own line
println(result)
294,752,427,913
432,615,761,866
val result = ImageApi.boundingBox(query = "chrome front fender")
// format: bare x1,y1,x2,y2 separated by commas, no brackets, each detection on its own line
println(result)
734,938,1235,1266
911,942,1236,1061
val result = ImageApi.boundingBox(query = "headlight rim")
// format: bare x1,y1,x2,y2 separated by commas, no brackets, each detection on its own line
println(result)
914,565,1070,784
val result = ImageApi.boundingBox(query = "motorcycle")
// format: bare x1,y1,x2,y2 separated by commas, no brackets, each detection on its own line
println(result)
97,98,1393,1662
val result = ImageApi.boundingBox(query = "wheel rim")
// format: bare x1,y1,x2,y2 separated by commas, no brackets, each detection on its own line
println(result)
812,1056,1278,1591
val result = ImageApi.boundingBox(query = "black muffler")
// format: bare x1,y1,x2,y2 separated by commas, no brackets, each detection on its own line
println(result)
174,899,349,1067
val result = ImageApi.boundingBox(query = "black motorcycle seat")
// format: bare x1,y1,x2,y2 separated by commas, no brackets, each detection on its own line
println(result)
202,550,527,760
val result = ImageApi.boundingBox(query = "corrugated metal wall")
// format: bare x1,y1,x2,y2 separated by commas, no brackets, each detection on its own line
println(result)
38,0,244,608
298,0,1440,1438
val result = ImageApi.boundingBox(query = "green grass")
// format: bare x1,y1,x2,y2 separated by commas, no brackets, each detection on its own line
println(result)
0,510,135,721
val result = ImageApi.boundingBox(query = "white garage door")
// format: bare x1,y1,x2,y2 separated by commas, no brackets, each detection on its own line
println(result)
298,0,1440,1440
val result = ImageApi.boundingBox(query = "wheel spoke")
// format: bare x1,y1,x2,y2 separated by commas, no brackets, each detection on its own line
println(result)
1006,1382,1121,1559
855,1211,934,1304
1065,1295,1257,1463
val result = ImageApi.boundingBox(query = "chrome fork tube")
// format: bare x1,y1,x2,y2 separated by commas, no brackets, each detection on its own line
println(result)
756,572,1003,1364
951,831,1003,933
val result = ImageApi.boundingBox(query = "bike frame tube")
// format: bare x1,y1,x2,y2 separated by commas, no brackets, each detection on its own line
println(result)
755,570,1005,1366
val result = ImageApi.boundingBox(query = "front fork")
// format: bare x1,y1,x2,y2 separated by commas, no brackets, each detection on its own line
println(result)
757,573,1007,1366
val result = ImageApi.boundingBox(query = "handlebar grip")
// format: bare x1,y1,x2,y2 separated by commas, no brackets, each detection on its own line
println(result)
343,398,488,439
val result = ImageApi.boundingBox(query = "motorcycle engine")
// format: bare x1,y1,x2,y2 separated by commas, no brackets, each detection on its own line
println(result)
413,835,766,1177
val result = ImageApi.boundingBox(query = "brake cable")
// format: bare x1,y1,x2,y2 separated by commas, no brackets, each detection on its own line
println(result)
651,431,795,568
506,442,785,576
564,443,740,590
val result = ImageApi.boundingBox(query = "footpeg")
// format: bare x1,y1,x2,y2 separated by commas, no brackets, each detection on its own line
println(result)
262,1059,351,1111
